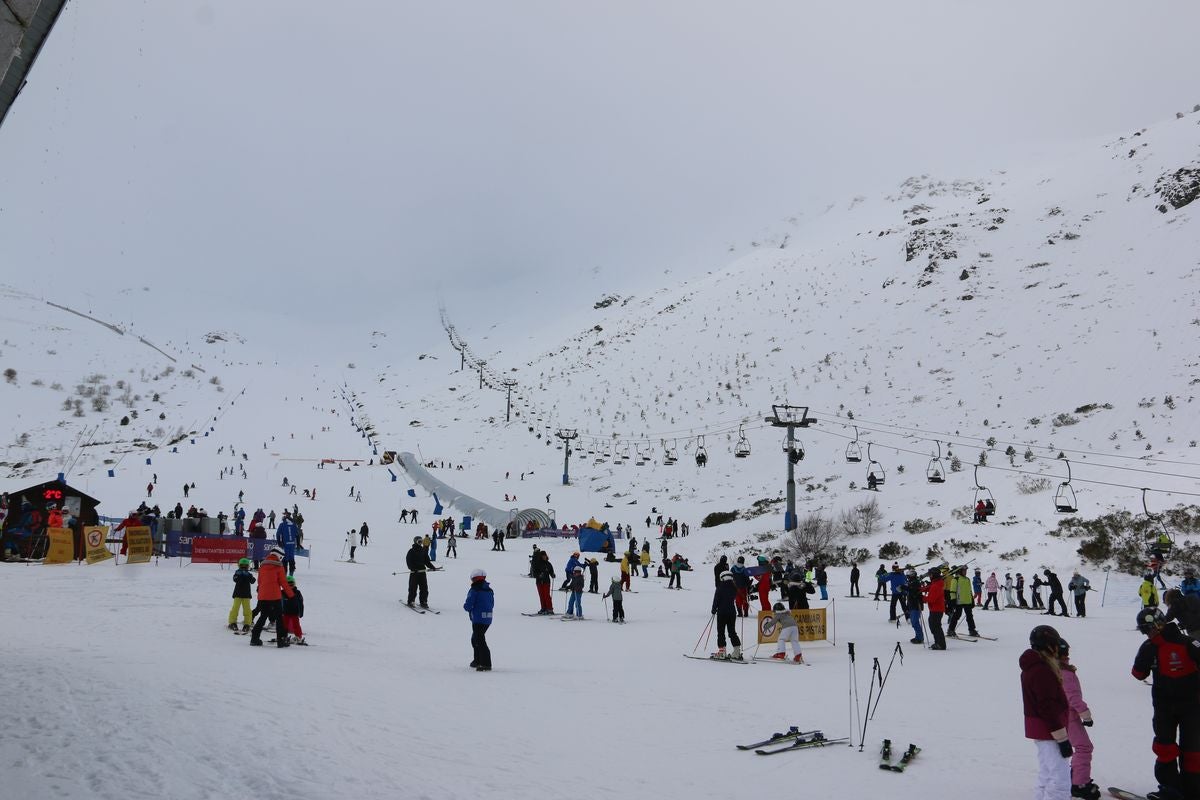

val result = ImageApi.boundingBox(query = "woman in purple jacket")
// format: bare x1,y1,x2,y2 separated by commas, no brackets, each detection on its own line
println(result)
1021,624,1071,799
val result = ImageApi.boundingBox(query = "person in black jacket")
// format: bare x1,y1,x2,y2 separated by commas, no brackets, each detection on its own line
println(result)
785,572,815,610
849,562,861,597
873,563,888,600
713,555,729,588
406,536,439,608
1044,569,1069,617
710,571,742,660
1163,590,1200,636
815,564,829,601
228,558,256,632
532,550,555,614
1133,608,1200,800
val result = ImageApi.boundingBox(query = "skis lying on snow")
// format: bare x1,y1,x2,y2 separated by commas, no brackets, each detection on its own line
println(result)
335,559,362,564
683,654,751,665
521,611,558,617
736,727,821,750
754,733,848,755
1107,789,1149,800
880,743,920,772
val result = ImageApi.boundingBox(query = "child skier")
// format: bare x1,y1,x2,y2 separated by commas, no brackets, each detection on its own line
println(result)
604,576,625,623
1058,639,1098,800
565,566,585,619
463,568,493,671
1020,625,1071,800
711,571,742,660
228,558,255,632
281,575,306,645
770,602,803,662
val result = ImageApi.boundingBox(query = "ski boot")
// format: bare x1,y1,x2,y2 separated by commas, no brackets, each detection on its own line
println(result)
711,647,727,660
793,654,805,663
227,623,238,631
730,646,744,661
910,637,924,645
771,652,787,660
249,639,263,646
241,624,251,633
1071,784,1101,800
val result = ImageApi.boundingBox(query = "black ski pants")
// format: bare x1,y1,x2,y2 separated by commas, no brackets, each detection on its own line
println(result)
948,604,977,635
408,572,429,605
612,597,624,622
715,611,740,649
251,600,286,647
927,611,946,648
1031,590,1045,609
1152,697,1200,798
1047,591,1069,616
874,579,888,600
1074,594,1087,617
889,591,907,620
471,623,491,668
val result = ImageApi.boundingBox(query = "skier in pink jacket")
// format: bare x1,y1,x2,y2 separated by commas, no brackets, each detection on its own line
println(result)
1059,638,1098,800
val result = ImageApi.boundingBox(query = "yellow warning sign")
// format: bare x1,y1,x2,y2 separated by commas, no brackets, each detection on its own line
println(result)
757,608,828,643
125,526,153,564
44,528,74,564
84,526,114,565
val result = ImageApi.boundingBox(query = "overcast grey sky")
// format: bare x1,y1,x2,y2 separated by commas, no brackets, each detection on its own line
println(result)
2,1,1197,352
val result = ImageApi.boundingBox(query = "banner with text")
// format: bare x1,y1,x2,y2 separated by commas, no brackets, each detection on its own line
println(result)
756,608,829,643
191,536,249,564
84,526,114,565
44,528,74,564
125,527,154,564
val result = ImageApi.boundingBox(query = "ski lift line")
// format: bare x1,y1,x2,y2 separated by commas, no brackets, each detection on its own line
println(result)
802,424,1200,499
807,413,1200,481
807,411,1200,472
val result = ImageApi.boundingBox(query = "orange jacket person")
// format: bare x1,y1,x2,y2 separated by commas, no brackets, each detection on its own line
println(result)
250,546,294,648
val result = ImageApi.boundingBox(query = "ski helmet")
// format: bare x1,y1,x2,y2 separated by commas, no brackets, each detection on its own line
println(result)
1057,638,1070,658
286,575,296,584
470,569,486,581
269,545,285,559
773,602,785,612
1136,608,1165,634
720,570,734,581
413,536,422,545
1028,624,1061,653
238,558,250,568
574,566,583,573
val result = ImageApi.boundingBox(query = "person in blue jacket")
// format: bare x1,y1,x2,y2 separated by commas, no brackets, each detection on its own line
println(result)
887,565,908,621
1181,570,1200,599
561,551,583,591
276,513,299,576
463,569,494,671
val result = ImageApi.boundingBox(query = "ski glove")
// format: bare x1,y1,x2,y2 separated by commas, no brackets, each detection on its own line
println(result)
1057,740,1073,758
1082,719,1094,727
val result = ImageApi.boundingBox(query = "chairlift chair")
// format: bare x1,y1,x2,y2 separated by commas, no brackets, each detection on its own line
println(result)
1143,488,1174,553
635,446,646,467
927,441,946,484
845,426,863,463
782,438,805,464
734,426,751,458
972,465,996,522
1054,459,1078,513
695,435,709,467
664,441,678,465
865,443,885,487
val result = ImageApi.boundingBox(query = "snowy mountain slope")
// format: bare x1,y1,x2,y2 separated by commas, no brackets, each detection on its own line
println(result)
348,109,1200,566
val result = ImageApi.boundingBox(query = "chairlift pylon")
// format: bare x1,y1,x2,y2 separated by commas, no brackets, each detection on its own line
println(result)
1053,459,1078,513
972,464,996,522
845,426,863,463
926,441,946,484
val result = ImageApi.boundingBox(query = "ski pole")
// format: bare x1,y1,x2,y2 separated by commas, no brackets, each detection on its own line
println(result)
858,657,881,751
1101,567,1110,607
692,614,715,655
870,642,904,720
848,642,860,748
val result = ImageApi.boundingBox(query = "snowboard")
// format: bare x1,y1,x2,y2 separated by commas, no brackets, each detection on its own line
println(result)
1107,789,1148,800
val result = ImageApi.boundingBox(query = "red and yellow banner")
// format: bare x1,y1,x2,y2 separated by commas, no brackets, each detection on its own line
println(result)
84,526,113,565
44,527,74,564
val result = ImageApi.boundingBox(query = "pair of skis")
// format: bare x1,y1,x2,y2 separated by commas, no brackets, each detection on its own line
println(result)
879,739,920,771
402,601,440,615
750,730,847,755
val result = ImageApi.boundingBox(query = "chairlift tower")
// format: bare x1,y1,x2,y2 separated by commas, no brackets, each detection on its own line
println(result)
502,379,517,422
478,360,486,389
556,428,578,485
766,404,813,532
